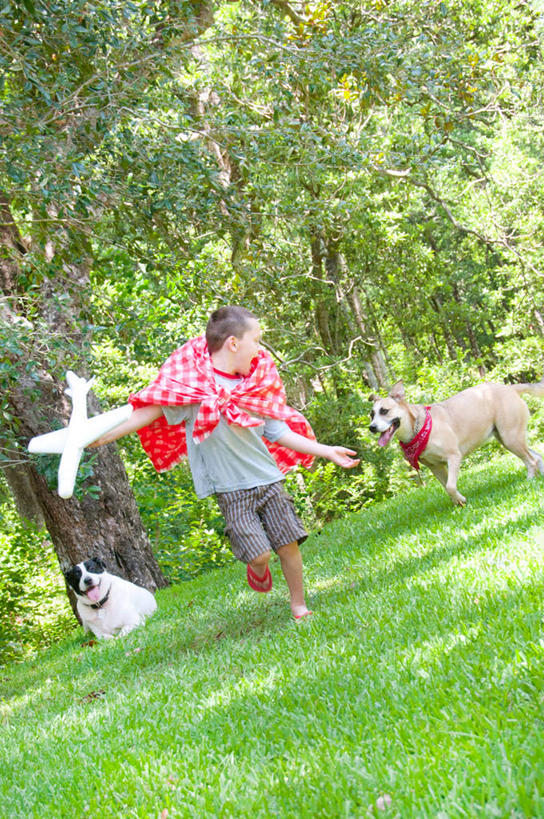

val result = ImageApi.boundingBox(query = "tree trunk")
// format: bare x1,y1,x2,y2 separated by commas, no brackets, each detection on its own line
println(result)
28,450,164,589
310,230,337,355
6,347,167,592
346,284,389,388
3,465,45,527
429,294,458,360
1,195,168,597
465,320,485,376
532,307,544,336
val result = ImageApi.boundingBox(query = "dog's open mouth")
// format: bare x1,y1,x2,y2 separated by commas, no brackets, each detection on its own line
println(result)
378,418,400,447
86,584,102,603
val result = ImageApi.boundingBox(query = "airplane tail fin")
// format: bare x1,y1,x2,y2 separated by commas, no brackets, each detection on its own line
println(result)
65,370,95,397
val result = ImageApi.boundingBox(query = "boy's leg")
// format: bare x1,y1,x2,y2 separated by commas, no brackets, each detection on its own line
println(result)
276,540,310,618
248,550,272,591
216,489,272,591
216,486,311,614
258,482,311,617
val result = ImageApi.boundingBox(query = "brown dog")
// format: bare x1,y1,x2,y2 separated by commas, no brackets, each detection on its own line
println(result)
369,380,544,505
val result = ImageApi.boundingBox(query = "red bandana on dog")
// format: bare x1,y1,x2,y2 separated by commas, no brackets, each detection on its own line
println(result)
400,407,432,470
129,336,315,473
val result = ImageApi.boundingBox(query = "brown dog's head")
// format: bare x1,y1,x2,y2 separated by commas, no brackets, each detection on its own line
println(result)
369,381,413,446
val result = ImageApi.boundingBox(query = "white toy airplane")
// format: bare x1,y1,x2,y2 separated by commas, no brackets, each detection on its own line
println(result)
28,371,133,499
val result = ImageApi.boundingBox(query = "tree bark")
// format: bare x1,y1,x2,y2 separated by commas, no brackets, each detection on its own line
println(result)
3,466,45,527
1,196,167,595
346,284,389,388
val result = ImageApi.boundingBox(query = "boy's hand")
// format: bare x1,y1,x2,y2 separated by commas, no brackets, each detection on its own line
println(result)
324,446,360,469
275,431,360,468
87,437,105,449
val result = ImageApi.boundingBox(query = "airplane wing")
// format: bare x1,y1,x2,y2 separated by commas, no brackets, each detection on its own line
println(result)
79,405,133,447
26,377,133,499
27,428,69,455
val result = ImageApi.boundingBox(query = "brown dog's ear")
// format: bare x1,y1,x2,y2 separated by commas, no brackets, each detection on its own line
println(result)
368,394,379,403
389,380,405,402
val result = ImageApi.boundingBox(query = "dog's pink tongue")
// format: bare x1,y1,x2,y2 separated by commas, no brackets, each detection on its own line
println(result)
86,585,102,602
378,427,395,447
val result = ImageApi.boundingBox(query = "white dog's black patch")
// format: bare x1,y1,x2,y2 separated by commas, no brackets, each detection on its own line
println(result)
65,557,109,605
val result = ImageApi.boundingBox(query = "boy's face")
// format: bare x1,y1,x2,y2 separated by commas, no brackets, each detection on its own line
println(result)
233,319,262,376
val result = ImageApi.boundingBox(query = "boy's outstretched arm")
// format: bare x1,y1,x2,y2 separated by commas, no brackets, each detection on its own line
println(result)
88,405,163,448
275,430,360,469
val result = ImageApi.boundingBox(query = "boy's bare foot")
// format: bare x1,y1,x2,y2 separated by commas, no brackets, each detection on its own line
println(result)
246,564,273,593
292,605,312,619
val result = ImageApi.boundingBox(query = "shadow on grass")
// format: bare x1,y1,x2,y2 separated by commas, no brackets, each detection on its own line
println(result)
4,524,544,819
329,461,540,556
4,490,541,728
28,566,542,817
3,462,544,815
2,460,542,721
310,506,544,604
0,574,289,713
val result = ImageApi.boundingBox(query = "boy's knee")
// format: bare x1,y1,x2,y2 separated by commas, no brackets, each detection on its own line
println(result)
250,550,271,568
276,540,299,555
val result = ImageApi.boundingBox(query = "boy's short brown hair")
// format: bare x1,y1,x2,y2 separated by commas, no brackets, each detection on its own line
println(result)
205,306,257,353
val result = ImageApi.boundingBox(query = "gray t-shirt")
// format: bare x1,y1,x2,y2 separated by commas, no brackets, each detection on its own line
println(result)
162,371,289,498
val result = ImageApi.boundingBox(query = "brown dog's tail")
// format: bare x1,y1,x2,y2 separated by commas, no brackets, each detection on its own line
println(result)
512,378,544,398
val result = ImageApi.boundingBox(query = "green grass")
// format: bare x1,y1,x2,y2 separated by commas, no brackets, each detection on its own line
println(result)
2,455,544,818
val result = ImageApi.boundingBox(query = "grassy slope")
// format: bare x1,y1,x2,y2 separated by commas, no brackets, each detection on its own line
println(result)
1,456,544,818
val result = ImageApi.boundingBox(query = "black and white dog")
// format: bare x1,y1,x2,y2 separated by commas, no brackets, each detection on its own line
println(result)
65,557,157,639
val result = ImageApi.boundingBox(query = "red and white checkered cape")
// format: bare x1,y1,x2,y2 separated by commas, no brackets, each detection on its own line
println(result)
129,336,315,473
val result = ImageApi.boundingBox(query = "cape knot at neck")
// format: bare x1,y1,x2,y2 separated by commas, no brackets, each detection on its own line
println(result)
216,392,231,411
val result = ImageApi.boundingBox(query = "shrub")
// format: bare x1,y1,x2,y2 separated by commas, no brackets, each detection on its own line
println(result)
130,459,233,582
0,506,75,665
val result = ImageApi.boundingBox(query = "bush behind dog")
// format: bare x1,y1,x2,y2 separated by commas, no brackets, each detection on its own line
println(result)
0,506,74,664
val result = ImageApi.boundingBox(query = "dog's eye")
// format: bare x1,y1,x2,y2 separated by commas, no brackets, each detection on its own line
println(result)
379,407,389,415
370,410,375,419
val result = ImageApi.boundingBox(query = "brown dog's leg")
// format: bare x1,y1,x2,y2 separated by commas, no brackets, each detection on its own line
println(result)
445,453,466,505
426,463,449,491
426,460,466,505
494,395,543,478
498,433,543,478
529,449,544,475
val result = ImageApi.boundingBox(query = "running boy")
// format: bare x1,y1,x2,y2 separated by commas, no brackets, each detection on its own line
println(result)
91,306,359,618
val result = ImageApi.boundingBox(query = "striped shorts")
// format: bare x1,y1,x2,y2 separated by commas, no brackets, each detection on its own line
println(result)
215,481,307,564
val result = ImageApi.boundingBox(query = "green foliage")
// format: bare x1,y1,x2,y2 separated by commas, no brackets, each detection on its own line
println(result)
27,450,101,501
0,504,74,665
130,461,233,583
488,336,544,384
286,387,406,523
287,460,380,525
